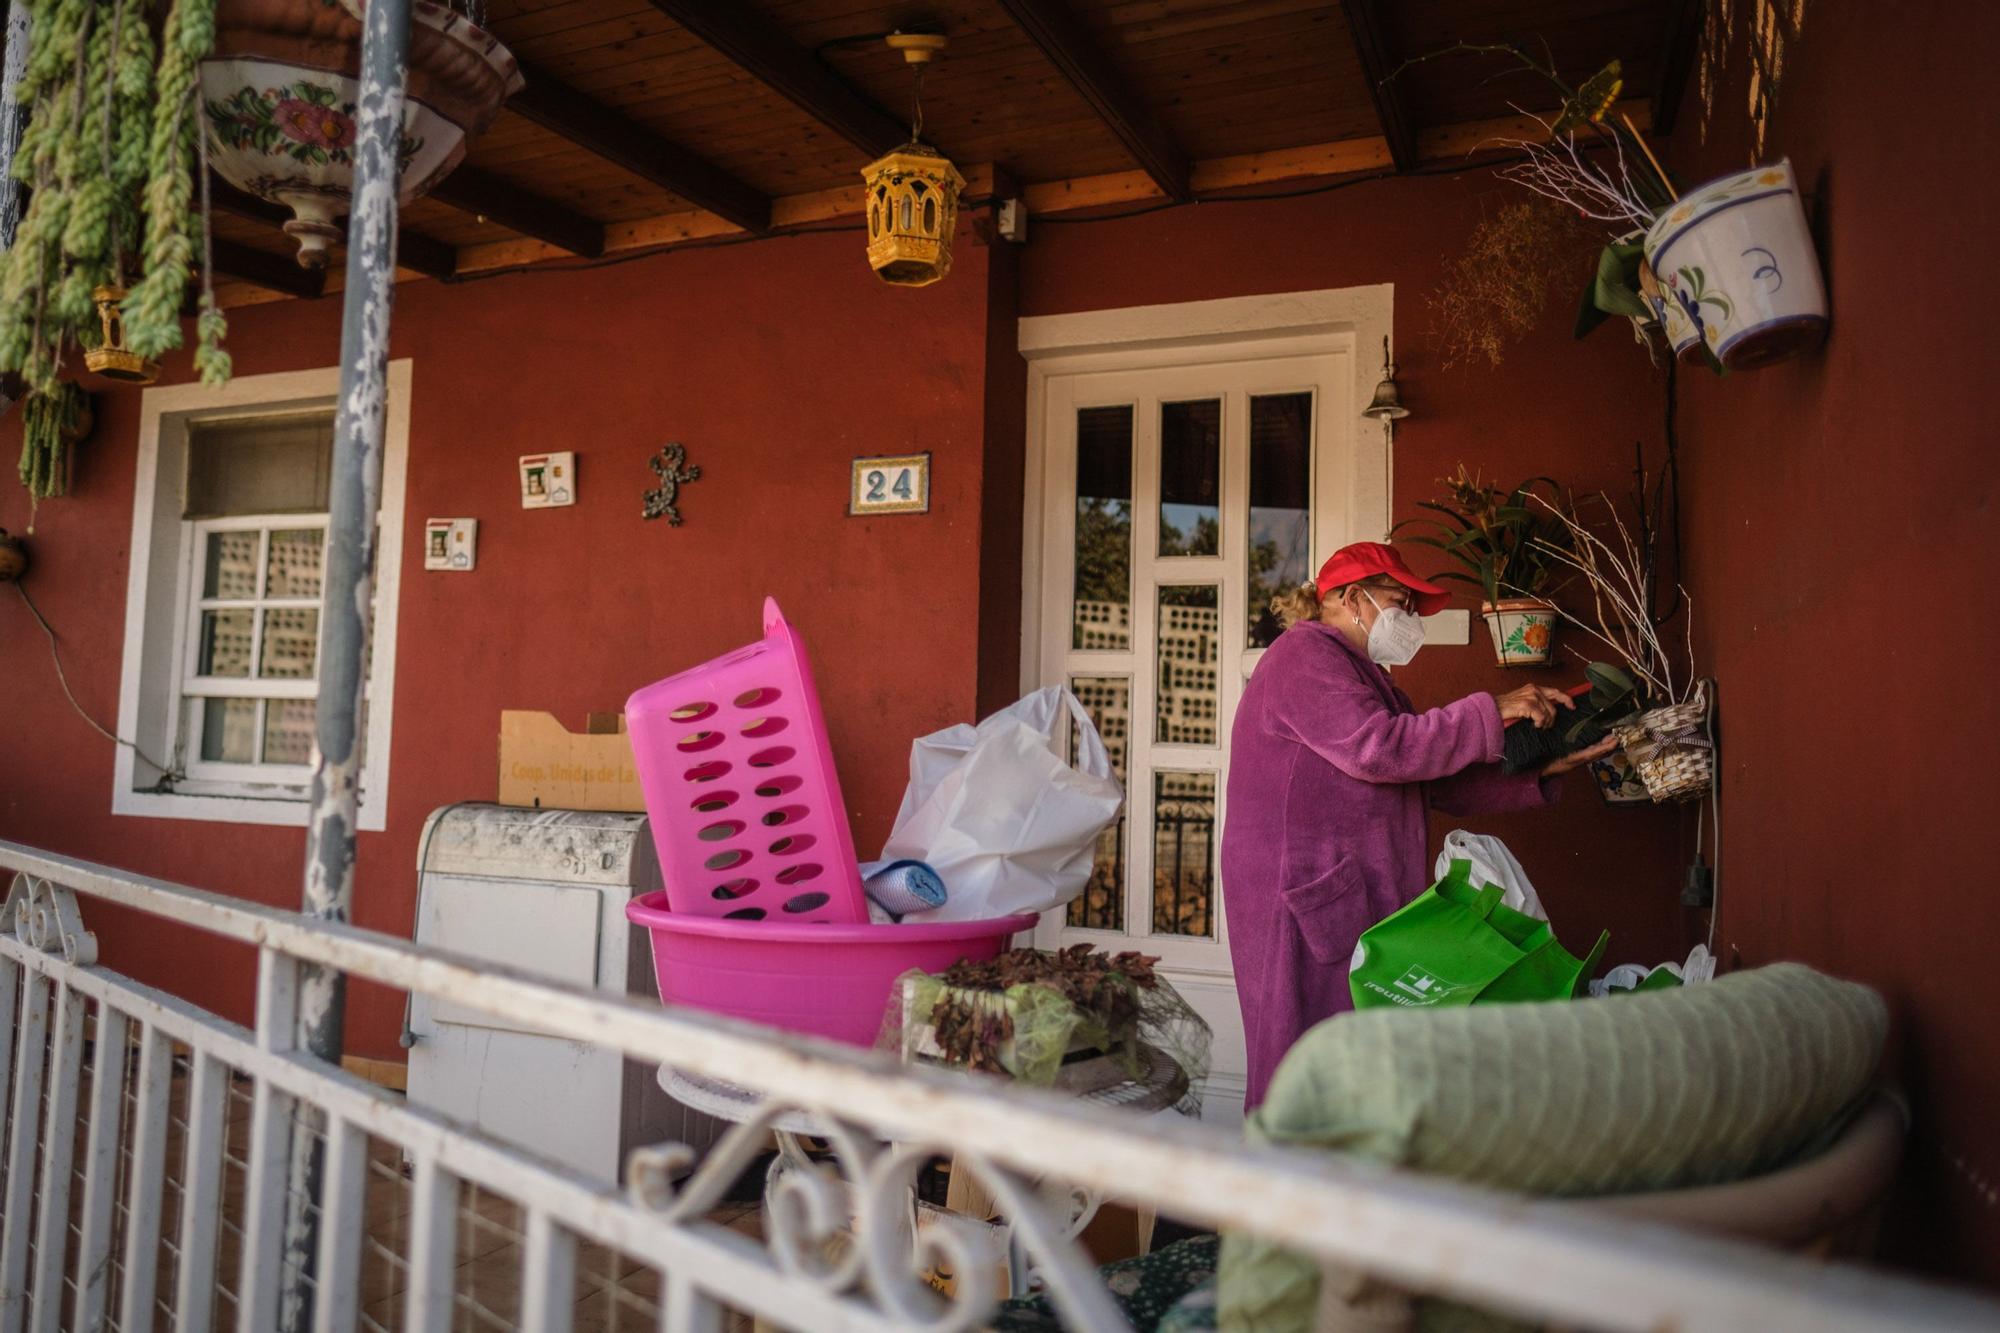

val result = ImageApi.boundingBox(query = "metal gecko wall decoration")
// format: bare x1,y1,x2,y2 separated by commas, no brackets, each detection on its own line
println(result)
642,442,701,524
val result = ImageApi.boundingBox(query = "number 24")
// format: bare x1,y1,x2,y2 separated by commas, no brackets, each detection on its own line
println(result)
865,469,916,502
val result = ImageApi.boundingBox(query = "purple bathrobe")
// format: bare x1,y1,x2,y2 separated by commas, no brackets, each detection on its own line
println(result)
1222,619,1557,1109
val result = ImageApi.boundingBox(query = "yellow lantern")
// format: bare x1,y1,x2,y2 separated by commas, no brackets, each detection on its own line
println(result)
861,33,963,288
83,286,160,385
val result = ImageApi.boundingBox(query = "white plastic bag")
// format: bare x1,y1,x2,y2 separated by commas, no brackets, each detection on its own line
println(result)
1435,830,1547,922
881,686,1124,921
1588,944,1717,997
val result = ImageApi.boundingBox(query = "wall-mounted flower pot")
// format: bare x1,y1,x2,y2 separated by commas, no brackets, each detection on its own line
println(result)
1590,746,1653,804
1644,158,1829,371
0,530,28,583
1482,599,1558,667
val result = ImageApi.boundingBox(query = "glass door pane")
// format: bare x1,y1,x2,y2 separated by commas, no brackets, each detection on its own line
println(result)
1247,392,1313,648
1073,406,1134,650
1068,675,1130,930
1155,586,1219,745
1151,771,1216,938
1158,399,1220,556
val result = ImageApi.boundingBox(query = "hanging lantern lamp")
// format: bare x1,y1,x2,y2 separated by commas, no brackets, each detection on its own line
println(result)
83,287,160,385
862,33,964,288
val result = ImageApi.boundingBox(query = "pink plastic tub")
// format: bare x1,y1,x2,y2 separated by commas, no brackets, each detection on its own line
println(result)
626,891,1036,1047
626,598,868,924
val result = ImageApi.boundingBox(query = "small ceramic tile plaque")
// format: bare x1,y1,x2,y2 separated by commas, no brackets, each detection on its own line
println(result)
423,518,478,571
520,452,575,508
849,453,930,515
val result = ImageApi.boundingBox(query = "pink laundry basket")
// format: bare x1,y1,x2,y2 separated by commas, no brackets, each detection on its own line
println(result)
625,892,1036,1046
627,598,868,924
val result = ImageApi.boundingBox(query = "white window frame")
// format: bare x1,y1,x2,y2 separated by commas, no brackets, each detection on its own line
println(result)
179,514,329,786
113,362,412,829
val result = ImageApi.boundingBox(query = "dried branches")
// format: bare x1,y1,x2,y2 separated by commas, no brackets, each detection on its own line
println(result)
1522,493,1695,704
1495,107,1656,230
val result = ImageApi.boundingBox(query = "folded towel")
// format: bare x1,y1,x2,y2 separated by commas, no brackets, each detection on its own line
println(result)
858,859,948,918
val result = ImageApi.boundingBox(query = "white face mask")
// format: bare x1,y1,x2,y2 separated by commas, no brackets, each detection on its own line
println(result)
1361,589,1426,667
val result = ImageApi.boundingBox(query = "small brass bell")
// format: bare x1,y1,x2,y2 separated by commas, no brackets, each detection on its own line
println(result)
84,286,161,386
1361,337,1409,421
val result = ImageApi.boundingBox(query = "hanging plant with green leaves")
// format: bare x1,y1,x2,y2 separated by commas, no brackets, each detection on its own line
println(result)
17,379,90,529
123,0,228,381
0,0,229,509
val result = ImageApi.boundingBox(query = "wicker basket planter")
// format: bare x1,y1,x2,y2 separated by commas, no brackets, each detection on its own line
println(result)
1616,681,1714,803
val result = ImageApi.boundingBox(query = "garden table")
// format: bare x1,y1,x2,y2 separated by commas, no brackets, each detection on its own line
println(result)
658,1044,1191,1298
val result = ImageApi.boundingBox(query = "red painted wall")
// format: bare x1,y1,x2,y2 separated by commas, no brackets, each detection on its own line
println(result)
2,173,1693,1052
0,226,1012,1057
1019,173,1692,975
1665,0,2000,1283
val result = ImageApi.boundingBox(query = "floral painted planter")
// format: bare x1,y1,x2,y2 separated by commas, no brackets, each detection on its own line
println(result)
1481,599,1558,668
1589,745,1653,805
202,0,521,267
1643,158,1829,371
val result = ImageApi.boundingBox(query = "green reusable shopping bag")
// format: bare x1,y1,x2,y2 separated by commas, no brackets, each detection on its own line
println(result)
1349,860,1609,1011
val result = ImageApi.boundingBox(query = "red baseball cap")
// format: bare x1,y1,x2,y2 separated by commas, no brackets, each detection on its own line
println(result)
1314,542,1452,616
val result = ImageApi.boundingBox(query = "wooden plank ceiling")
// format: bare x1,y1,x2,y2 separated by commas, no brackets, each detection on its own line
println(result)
208,0,1693,299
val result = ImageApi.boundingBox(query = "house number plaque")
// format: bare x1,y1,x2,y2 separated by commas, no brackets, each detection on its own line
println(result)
849,453,930,516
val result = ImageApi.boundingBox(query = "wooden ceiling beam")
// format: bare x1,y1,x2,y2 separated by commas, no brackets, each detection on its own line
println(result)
216,105,1663,302
1338,0,1417,172
426,166,606,258
508,61,772,233
643,0,908,159
208,237,327,300
207,176,459,280
997,0,1191,201
1649,0,1703,136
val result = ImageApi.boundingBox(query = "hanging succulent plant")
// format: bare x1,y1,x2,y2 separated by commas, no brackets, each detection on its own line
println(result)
123,0,229,383
1,0,154,389
0,0,227,509
17,380,91,530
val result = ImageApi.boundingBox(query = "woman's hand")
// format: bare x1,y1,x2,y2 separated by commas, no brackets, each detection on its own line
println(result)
1495,684,1576,729
1542,734,1621,777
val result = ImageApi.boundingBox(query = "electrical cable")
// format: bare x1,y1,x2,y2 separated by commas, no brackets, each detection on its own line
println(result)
13,579,179,778
1704,677,1721,955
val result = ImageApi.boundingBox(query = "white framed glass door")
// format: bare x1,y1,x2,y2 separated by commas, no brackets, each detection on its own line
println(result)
1028,344,1357,1116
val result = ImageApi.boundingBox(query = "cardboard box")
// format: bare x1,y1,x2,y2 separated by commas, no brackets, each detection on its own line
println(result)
497,710,645,812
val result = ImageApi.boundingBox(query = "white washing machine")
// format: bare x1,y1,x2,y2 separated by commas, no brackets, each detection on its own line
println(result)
405,803,720,1184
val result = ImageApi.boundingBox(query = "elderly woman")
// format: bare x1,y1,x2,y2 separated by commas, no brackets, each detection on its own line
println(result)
1222,542,1616,1109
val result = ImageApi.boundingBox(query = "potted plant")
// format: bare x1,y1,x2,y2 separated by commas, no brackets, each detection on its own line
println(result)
1393,43,1827,373
1394,467,1572,667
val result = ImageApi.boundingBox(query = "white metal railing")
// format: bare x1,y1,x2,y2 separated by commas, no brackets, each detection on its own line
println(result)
3,839,1998,1333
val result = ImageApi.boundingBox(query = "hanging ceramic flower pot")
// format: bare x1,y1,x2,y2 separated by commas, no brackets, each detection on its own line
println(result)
201,0,521,268
0,529,28,582
1482,598,1558,667
1643,158,1828,371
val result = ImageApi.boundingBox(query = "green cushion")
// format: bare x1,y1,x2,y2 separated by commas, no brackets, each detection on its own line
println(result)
1220,963,1887,1332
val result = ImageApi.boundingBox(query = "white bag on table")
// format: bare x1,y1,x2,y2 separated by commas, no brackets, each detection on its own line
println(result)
882,686,1124,921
